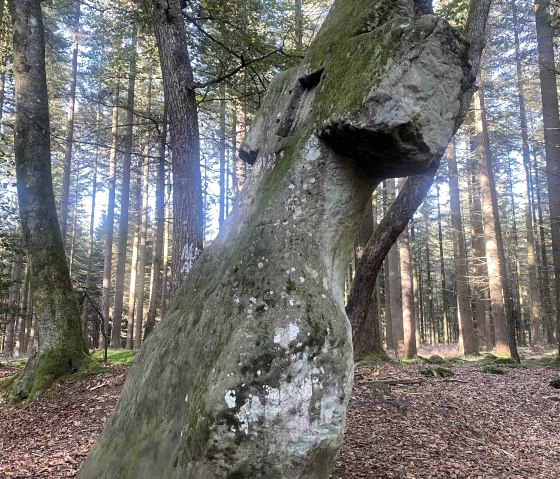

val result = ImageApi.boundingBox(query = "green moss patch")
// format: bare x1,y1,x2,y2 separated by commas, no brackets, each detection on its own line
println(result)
482,365,505,375
549,378,560,389
92,349,137,366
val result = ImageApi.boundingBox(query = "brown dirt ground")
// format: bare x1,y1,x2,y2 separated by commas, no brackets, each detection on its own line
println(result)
1,354,559,478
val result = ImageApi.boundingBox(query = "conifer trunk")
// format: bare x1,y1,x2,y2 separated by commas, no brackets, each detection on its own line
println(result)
111,25,137,348
8,0,89,401
447,140,478,354
535,0,560,355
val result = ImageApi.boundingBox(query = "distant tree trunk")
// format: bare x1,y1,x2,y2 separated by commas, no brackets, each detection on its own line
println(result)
535,0,560,355
100,95,119,350
425,241,436,344
469,144,492,350
294,0,303,52
513,1,544,345
219,82,227,231
111,25,137,348
5,252,22,356
82,99,100,342
135,144,150,349
385,179,404,357
397,178,416,358
436,181,450,342
8,0,89,401
126,176,141,349
59,1,80,243
447,140,478,354
160,182,171,318
532,152,555,344
411,220,423,346
473,87,518,359
145,107,167,339
17,262,30,354
153,0,203,293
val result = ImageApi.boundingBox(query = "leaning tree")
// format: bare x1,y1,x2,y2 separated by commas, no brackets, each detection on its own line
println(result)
79,0,476,476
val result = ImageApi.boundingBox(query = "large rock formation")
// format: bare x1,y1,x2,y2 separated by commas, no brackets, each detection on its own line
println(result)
78,0,469,477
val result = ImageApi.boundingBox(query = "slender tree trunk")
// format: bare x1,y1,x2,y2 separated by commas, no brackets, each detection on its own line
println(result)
17,262,30,354
59,1,80,243
436,181,450,342
160,182,171,318
82,99,100,342
100,95,119,350
135,144,150,349
8,0,89,401
447,139,478,354
5,252,22,356
111,25,137,348
411,220,423,346
153,0,203,293
535,0,560,355
533,152,555,344
397,178,416,357
126,175,141,349
294,0,303,52
474,87,518,359
513,3,544,345
385,179,404,357
145,106,167,339
219,82,226,231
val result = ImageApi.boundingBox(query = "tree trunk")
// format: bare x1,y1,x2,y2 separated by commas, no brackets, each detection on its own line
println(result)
17,261,30,354
473,87,518,359
535,0,560,355
59,1,80,243
513,0,544,345
447,139,478,354
399,194,416,358
219,82,227,231
8,0,89,402
5,252,22,356
436,181,450,342
153,0,203,293
134,144,150,349
145,106,167,339
79,2,472,475
82,98,100,343
111,25,137,348
126,175,141,349
100,95,119,350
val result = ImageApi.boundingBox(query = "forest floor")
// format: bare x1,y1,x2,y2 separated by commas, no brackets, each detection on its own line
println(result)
1,347,559,478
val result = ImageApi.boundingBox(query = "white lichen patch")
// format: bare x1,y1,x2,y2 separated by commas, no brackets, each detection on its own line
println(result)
273,323,300,348
224,390,236,408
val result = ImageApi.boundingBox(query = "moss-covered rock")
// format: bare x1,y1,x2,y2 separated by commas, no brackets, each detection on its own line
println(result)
78,0,469,477
428,354,447,365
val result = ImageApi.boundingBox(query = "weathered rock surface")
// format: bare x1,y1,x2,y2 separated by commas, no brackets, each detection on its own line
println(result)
77,1,469,477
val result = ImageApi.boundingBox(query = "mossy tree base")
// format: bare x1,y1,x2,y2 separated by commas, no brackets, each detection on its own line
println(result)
78,1,468,477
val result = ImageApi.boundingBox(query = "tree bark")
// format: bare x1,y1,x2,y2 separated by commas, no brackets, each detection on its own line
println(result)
436,181,450,342
153,0,203,293
8,0,89,401
535,0,560,355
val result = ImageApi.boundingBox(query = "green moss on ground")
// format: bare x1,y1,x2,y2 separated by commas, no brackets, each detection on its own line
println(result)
428,354,447,365
92,349,137,366
482,365,505,375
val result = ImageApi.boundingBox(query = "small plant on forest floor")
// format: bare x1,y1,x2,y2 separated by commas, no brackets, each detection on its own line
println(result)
428,354,447,365
482,365,505,375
